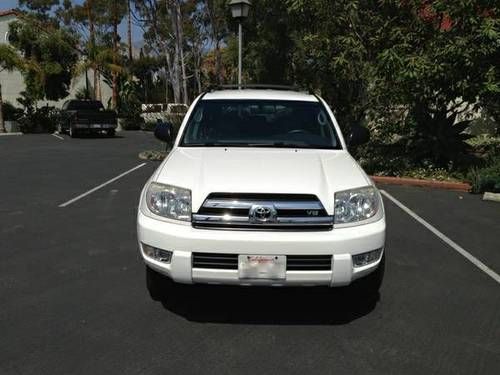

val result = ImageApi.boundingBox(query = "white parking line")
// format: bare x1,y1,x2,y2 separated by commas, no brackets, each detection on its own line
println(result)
52,133,64,140
381,190,500,284
59,163,147,208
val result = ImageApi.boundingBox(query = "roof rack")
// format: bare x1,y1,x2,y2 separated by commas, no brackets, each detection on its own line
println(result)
207,84,301,92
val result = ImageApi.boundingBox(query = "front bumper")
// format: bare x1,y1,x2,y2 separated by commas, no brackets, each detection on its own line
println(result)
137,210,385,287
74,123,116,130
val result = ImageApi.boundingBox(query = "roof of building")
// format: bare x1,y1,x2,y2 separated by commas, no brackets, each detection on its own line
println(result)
0,9,19,18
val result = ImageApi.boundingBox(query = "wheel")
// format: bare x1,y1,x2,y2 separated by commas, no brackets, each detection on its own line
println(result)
352,252,385,298
69,126,78,138
146,266,175,301
107,129,116,137
57,123,65,134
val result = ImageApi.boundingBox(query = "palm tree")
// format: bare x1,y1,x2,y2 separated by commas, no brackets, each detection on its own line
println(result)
72,45,125,107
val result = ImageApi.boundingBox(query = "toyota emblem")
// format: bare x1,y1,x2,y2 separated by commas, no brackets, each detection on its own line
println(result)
249,205,278,223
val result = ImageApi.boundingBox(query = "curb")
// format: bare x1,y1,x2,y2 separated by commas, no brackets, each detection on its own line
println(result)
370,175,471,192
483,192,500,203
138,150,168,161
0,132,23,137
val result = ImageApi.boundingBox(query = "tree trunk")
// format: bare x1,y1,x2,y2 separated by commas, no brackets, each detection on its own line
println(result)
176,1,188,104
0,83,5,133
111,2,119,110
192,38,202,94
87,0,98,100
207,0,222,84
164,70,169,103
96,70,102,101
194,57,201,95
169,2,181,103
127,0,133,61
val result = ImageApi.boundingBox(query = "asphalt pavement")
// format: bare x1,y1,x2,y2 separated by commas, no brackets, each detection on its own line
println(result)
0,132,499,375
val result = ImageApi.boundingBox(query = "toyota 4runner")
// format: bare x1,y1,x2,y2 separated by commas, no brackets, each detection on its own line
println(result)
137,86,385,300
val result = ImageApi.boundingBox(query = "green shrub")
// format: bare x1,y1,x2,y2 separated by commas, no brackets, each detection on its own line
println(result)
402,167,461,182
468,157,500,193
118,80,143,130
18,106,61,133
466,135,500,159
2,101,23,121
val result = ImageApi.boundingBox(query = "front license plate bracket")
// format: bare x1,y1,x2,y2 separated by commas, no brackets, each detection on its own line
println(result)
238,255,286,280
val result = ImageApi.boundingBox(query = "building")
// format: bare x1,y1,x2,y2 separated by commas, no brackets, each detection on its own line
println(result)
0,9,112,109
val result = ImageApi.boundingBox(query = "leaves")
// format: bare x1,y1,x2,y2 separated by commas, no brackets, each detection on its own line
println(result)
7,15,79,101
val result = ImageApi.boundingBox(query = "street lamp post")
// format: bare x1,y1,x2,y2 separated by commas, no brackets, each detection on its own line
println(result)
229,0,251,87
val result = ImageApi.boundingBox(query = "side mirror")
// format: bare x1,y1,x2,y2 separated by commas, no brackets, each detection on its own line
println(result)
348,125,370,147
154,122,173,143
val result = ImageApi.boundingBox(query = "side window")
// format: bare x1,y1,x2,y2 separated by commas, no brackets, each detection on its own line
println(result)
62,101,69,110
184,107,204,143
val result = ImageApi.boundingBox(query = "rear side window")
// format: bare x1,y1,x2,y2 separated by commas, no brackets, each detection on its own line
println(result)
181,100,341,149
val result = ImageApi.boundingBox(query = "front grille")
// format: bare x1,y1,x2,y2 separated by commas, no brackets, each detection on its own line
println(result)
192,253,332,271
286,255,332,270
192,193,333,231
192,253,238,269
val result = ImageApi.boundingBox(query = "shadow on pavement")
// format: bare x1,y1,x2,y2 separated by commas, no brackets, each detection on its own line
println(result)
69,134,125,139
157,283,379,325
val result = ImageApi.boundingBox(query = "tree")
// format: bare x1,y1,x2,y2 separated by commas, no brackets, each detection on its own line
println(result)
134,0,199,104
7,13,79,102
134,0,179,102
184,0,209,94
0,45,23,132
204,0,228,84
371,0,500,167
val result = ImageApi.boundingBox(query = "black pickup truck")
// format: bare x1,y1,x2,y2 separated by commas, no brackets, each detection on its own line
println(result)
58,100,117,137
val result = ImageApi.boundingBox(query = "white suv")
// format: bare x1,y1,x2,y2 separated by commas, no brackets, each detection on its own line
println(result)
137,86,385,300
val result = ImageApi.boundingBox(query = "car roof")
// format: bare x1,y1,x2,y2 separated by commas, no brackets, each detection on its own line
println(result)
202,89,318,102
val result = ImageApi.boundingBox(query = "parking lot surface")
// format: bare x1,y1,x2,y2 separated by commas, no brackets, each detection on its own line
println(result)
1,132,499,375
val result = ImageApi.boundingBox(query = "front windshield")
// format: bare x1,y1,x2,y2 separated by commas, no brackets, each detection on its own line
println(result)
180,100,341,149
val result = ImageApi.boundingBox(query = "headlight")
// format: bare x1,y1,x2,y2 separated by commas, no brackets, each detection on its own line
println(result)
146,182,191,221
334,186,380,225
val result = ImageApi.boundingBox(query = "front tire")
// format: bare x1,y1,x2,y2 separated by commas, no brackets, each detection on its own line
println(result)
352,252,385,298
57,123,65,134
107,129,116,137
69,126,78,138
146,266,175,301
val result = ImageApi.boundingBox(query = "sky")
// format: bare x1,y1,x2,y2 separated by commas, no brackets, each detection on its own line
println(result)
1,0,144,44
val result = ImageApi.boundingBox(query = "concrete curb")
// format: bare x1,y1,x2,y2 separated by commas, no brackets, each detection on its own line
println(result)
483,192,500,203
0,132,23,137
371,175,471,192
138,150,168,161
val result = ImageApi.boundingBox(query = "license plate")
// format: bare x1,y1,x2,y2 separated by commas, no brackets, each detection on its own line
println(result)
238,255,286,280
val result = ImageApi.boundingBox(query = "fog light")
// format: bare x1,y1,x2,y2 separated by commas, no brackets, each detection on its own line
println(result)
352,248,382,267
142,243,172,263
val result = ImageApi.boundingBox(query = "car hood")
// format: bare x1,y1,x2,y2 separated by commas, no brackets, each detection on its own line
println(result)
154,147,372,214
